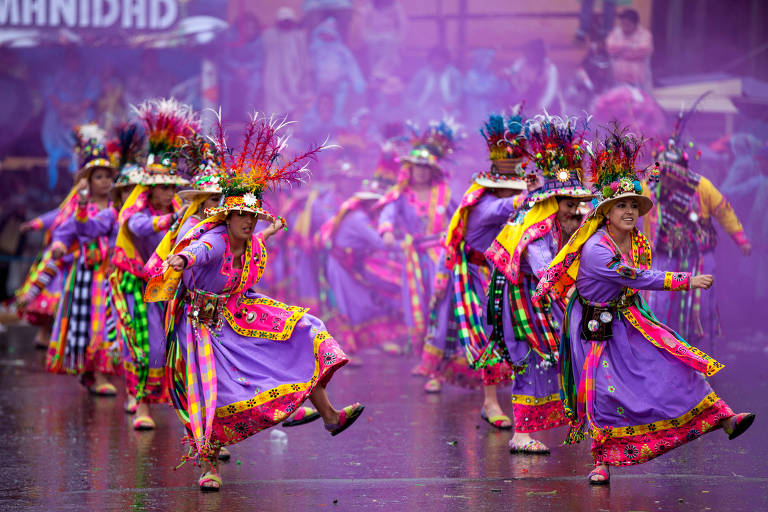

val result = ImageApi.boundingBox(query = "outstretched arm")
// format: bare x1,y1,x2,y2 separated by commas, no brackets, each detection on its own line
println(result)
167,229,226,271
127,209,175,237
581,237,703,292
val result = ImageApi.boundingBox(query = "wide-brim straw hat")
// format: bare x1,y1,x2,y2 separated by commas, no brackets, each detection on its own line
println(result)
204,193,275,223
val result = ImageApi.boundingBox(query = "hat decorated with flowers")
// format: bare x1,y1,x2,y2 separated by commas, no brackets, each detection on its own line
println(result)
401,117,461,170
523,114,593,203
132,98,197,186
176,133,223,201
473,109,528,190
204,111,333,221
586,125,654,216
74,123,114,179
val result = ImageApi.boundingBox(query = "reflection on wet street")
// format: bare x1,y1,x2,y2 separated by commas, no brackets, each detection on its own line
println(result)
1,326,766,511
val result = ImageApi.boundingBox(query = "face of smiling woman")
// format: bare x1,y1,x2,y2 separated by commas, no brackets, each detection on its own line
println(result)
606,198,640,234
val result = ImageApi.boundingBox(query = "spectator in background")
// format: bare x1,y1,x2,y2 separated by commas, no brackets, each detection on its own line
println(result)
506,39,562,114
303,0,354,40
564,24,614,114
463,48,508,129
219,12,265,119
263,7,312,116
406,47,463,124
309,17,366,129
357,0,408,79
123,50,174,109
40,49,99,188
721,133,766,221
302,93,342,142
748,145,768,301
575,0,616,43
371,74,406,125
96,64,126,133
606,8,653,89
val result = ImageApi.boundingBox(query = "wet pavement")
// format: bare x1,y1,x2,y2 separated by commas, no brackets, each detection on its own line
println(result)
0,325,766,511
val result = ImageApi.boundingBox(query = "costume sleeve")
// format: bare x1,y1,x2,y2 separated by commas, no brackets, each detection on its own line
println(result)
378,201,397,234
337,210,386,251
74,204,117,239
178,229,226,270
698,177,749,246
525,235,556,279
50,216,77,253
581,237,690,292
475,194,519,227
30,208,60,231
127,210,174,237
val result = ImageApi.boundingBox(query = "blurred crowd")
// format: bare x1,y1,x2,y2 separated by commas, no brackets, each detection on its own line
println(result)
0,1,766,318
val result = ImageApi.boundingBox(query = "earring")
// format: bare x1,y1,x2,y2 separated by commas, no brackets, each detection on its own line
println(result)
606,218,611,225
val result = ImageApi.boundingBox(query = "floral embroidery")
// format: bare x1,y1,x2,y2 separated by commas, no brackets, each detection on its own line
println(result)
616,407,624,415
601,360,609,368
663,272,689,291
589,395,733,466
607,385,616,393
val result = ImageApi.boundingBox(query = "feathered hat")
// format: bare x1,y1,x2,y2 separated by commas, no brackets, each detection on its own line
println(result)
401,118,461,170
111,122,146,190
585,125,654,216
653,92,710,178
524,113,593,203
74,123,113,179
176,133,223,201
204,111,333,221
132,98,198,186
473,108,528,190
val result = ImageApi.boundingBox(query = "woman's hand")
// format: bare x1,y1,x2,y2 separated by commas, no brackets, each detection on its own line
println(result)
19,221,35,233
51,247,65,260
382,231,396,246
261,217,286,241
76,178,89,204
690,274,714,290
739,242,752,257
166,254,187,272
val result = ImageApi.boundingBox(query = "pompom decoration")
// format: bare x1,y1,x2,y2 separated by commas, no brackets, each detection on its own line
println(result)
404,116,462,167
132,98,200,170
523,113,588,182
481,105,526,161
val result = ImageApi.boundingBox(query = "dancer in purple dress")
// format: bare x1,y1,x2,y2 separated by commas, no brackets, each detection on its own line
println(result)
148,113,364,492
111,99,195,430
377,119,459,353
644,136,750,342
46,124,120,394
482,114,592,453
535,127,754,484
415,113,529,428
319,176,405,357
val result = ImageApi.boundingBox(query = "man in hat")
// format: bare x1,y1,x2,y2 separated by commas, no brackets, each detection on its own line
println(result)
483,114,593,453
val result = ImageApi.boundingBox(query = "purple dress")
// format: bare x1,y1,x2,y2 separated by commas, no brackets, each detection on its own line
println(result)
166,224,348,455
495,226,568,432
17,207,68,327
324,207,404,350
562,228,734,466
377,183,454,347
46,203,119,378
418,189,515,388
281,187,337,310
120,204,175,403
483,210,569,433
